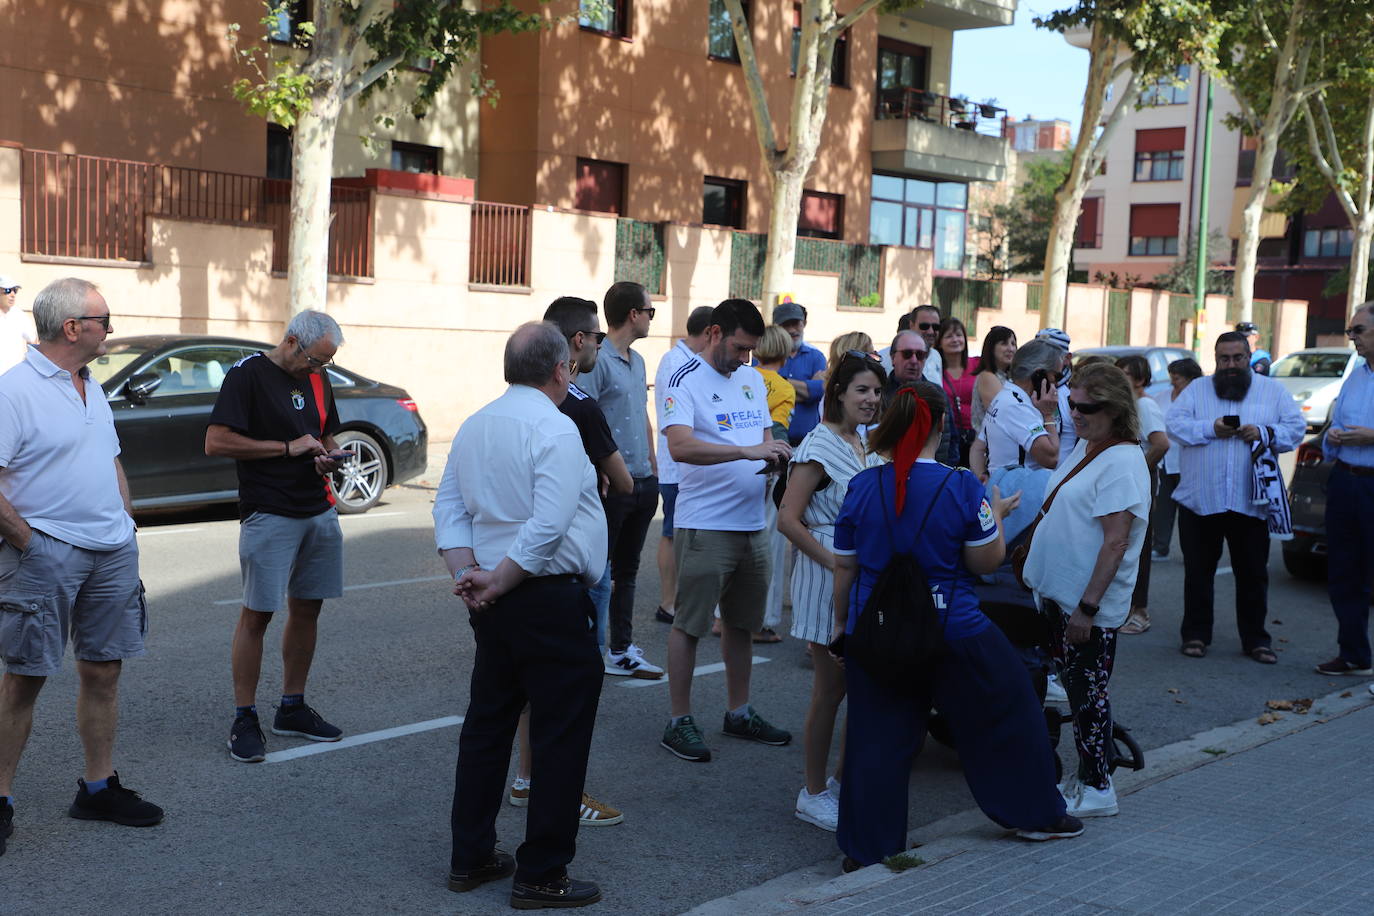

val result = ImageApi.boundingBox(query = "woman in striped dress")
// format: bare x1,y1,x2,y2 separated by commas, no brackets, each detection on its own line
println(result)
778,352,887,831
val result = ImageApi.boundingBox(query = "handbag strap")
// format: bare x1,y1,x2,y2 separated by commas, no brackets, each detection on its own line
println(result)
1034,437,1131,523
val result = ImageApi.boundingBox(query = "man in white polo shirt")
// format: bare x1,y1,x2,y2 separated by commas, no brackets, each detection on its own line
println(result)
0,278,162,859
651,305,714,625
658,299,793,763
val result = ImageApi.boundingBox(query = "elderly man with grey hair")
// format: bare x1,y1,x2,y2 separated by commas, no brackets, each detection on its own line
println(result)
970,338,1063,481
206,309,349,763
0,278,162,858
434,321,606,908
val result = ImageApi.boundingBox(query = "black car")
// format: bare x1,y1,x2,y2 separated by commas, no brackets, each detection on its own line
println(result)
90,335,428,514
1285,428,1329,581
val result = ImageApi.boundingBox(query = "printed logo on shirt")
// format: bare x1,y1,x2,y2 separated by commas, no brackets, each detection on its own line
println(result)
715,413,734,430
742,385,755,401
290,389,306,411
977,498,995,532
710,393,723,403
663,395,677,416
715,408,766,431
931,587,948,609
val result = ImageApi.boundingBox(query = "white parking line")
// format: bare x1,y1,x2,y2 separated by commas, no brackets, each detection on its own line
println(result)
213,574,452,605
137,527,204,537
1218,567,1232,576
338,511,406,520
617,656,771,688
265,715,465,763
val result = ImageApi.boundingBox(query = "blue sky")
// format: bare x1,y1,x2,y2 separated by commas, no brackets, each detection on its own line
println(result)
951,5,1089,137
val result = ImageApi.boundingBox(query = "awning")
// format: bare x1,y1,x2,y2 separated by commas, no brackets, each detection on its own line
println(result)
1227,187,1288,239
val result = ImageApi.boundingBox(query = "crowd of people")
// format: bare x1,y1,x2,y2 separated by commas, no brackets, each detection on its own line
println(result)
3,273,1373,911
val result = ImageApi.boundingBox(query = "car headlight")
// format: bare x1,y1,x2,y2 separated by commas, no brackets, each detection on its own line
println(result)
1293,391,1311,402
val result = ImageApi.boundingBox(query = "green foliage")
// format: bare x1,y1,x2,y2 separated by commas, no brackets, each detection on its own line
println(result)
1149,230,1235,295
857,292,882,308
990,154,1071,275
883,852,926,872
1321,261,1374,300
1035,2,1228,85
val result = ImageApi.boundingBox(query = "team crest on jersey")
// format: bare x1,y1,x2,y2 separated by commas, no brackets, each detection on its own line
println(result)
742,385,755,400
978,499,995,531
290,389,306,410
663,395,677,415
715,413,733,430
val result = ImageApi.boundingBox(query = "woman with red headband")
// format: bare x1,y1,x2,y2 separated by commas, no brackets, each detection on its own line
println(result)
831,381,1083,868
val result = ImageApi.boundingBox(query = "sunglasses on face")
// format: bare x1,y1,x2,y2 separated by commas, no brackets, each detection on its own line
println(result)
895,348,928,361
916,322,939,332
573,330,607,344
73,314,111,331
1067,398,1106,415
635,307,656,319
1346,324,1368,337
1,287,18,295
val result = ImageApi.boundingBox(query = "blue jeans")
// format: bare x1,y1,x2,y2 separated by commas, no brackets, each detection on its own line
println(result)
589,561,611,655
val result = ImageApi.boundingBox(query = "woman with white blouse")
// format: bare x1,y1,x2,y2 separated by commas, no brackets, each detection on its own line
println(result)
777,353,887,832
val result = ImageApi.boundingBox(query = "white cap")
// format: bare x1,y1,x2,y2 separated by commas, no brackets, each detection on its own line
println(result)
0,276,18,291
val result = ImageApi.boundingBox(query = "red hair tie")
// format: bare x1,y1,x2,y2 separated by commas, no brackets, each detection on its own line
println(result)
892,387,931,514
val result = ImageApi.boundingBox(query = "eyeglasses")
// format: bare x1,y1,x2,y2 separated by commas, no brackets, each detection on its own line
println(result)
894,348,928,361
73,315,111,331
295,344,332,368
1346,324,1368,338
1067,398,1106,415
635,307,657,319
916,322,940,332
1,287,18,295
572,330,607,345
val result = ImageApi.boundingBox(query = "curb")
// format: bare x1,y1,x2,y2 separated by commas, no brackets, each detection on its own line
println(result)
682,682,1374,915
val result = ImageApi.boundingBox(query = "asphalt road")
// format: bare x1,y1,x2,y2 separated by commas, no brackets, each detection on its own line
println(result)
1,456,1352,916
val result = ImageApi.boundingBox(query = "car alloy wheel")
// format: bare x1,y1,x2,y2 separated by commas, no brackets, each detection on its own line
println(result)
328,430,387,514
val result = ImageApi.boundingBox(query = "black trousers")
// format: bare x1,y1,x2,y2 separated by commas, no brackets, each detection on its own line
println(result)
1177,508,1271,652
450,576,603,884
603,475,658,653
1152,472,1180,555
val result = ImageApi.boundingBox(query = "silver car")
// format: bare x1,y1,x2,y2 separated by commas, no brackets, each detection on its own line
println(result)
1271,347,1365,429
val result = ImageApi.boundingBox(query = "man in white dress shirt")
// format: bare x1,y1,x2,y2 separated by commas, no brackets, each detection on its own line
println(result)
1166,332,1305,664
434,321,606,909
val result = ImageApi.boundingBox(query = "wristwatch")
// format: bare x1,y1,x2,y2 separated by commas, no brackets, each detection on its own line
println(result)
454,564,478,580
1077,600,1100,618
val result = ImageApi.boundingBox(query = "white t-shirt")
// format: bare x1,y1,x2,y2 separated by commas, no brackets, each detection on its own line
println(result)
922,348,943,385
978,383,1051,470
661,356,769,532
1054,383,1078,466
654,340,697,486
1137,396,1165,459
1021,440,1151,629
0,309,36,374
1153,390,1181,474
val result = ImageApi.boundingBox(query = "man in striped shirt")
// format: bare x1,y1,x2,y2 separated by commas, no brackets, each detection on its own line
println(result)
1166,332,1305,664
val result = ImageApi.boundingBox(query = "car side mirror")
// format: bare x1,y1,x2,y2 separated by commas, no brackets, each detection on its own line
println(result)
124,372,163,404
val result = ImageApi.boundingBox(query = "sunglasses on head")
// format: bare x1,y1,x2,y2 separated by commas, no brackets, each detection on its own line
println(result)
844,349,878,362
1067,398,1106,415
895,348,928,361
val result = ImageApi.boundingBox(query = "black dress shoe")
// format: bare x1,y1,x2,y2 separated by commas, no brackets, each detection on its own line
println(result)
448,849,515,892
510,875,602,909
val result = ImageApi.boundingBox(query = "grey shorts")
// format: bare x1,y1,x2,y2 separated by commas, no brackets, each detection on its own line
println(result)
672,528,770,639
0,530,146,677
240,510,344,612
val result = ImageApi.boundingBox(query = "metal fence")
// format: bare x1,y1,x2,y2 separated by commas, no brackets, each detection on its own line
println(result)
1106,289,1130,345
1167,294,1193,345
728,232,882,308
468,201,532,287
614,219,665,294
932,276,1000,335
1024,283,1042,312
21,149,374,277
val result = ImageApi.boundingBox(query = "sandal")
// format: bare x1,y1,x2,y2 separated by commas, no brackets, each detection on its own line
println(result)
654,606,675,624
1180,640,1207,658
1248,646,1278,665
1119,612,1151,636
752,627,783,644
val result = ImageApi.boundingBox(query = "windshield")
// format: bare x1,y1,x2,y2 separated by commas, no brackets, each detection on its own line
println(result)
89,342,151,387
1272,352,1352,379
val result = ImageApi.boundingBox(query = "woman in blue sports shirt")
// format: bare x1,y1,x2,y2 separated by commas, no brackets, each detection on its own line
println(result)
831,382,1081,867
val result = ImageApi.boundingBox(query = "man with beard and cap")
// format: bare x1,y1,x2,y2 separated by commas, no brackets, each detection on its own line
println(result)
1165,331,1305,663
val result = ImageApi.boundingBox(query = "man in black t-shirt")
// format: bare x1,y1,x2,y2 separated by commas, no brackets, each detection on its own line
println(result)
206,310,349,763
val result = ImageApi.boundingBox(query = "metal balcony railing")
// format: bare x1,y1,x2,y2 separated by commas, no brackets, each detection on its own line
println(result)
469,201,532,287
874,89,1007,138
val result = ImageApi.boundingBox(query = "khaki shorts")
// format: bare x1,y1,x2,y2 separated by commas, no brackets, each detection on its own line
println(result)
0,531,146,677
672,528,770,638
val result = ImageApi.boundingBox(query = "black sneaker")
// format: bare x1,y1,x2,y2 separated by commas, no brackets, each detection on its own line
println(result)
272,703,342,742
228,712,267,763
661,715,711,762
1016,814,1085,842
448,849,515,892
68,772,163,827
722,708,791,746
0,802,12,856
510,875,602,909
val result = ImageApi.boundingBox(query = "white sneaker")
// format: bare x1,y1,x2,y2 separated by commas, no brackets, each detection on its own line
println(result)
605,644,664,679
1044,674,1068,704
1368,682,1374,697
795,787,839,831
826,776,841,801
1062,777,1118,817
509,777,530,807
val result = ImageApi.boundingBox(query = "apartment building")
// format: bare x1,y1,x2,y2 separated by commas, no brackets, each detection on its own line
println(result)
478,0,1015,275
1069,57,1350,340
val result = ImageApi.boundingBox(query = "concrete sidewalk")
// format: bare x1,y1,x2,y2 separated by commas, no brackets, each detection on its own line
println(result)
691,686,1374,915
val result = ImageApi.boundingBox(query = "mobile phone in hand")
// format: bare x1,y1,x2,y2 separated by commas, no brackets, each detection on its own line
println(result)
326,449,350,460
1222,415,1240,429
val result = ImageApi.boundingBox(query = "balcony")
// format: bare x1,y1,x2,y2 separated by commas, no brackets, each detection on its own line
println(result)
890,0,1015,31
871,90,1010,183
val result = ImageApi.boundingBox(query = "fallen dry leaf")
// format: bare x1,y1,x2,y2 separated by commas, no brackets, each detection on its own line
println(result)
1257,711,1283,725
1292,698,1313,714
1341,691,1353,698
1167,687,1180,694
1266,699,1293,710
1174,697,1186,704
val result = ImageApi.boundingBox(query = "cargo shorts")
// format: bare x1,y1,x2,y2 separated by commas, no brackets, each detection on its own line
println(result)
0,530,147,677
